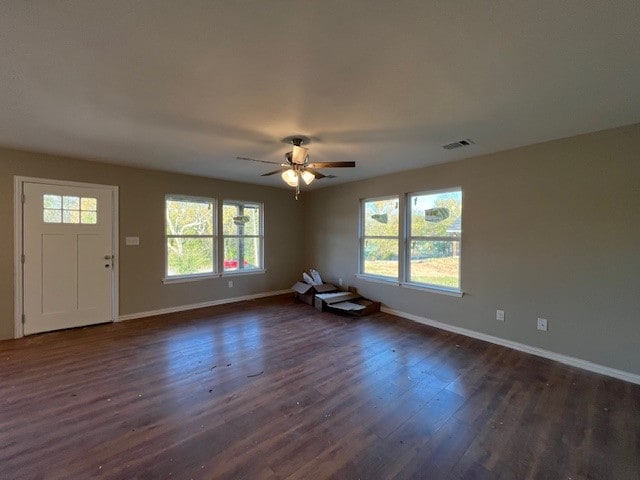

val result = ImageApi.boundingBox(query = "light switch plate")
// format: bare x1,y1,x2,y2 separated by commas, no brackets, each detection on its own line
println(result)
125,236,140,246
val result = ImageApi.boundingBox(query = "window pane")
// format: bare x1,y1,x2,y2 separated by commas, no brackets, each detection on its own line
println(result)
63,210,80,224
81,197,97,211
223,237,261,271
364,198,399,237
223,203,260,236
166,199,213,235
222,204,239,235
363,239,398,278
43,209,62,223
409,240,460,289
63,196,80,210
242,205,260,236
43,195,61,209
410,191,462,237
167,237,213,276
81,211,97,224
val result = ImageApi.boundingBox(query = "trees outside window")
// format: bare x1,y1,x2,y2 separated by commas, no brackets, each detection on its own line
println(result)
165,196,216,277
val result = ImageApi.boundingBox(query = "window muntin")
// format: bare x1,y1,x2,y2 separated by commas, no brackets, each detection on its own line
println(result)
43,195,97,224
361,197,399,279
222,201,263,272
408,189,462,290
165,196,216,277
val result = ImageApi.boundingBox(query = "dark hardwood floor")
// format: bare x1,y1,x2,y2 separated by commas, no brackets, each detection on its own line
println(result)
1,295,638,479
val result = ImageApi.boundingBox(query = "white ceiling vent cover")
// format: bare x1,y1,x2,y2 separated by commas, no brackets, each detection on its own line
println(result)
442,139,475,150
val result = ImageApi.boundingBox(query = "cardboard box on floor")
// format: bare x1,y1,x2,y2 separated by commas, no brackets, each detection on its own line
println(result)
313,287,381,317
291,281,339,306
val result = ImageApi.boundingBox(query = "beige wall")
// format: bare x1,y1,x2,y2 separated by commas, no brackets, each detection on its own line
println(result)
2,124,639,376
0,148,304,340
303,124,640,375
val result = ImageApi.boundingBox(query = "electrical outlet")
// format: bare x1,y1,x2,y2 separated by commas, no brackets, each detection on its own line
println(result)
496,310,505,321
537,318,548,331
338,278,343,286
228,280,233,288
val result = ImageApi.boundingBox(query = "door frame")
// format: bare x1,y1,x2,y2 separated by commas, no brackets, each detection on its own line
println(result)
13,176,119,338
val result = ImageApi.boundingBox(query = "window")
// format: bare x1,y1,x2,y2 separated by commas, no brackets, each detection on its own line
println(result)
222,201,263,272
43,194,97,224
359,188,462,294
165,196,216,278
408,189,462,290
360,196,399,279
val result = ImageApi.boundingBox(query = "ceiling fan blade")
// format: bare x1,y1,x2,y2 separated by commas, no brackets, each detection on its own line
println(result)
261,169,287,177
306,161,355,169
237,156,282,165
305,168,335,179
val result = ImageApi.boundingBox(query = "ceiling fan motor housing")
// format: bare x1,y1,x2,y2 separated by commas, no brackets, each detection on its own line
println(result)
290,145,309,164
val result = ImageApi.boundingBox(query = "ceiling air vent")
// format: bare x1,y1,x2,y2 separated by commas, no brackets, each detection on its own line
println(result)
442,139,475,150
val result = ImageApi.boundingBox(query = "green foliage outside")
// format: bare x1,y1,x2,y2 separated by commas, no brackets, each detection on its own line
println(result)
363,199,399,263
166,198,214,276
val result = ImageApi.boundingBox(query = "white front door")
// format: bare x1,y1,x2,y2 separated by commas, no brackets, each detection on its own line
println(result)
22,182,115,335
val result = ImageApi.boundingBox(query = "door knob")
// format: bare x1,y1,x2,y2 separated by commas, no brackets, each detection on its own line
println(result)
104,255,113,260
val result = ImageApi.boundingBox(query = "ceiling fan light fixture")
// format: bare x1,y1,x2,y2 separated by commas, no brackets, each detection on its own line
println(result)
281,169,299,187
300,170,315,185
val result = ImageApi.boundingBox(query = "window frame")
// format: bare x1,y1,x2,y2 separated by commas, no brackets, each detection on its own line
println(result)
221,199,265,275
164,194,218,282
405,187,462,293
358,188,463,296
359,195,401,282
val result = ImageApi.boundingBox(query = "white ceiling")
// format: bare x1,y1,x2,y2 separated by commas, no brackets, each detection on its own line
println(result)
1,1,639,189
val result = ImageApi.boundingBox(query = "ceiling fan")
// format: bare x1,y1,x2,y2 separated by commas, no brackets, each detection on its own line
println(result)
237,136,355,199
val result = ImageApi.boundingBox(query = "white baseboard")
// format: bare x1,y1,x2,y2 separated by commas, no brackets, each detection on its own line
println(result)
381,306,640,386
117,289,291,322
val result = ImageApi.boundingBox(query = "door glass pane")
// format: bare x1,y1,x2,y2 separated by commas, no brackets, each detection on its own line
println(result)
166,237,213,276
81,211,97,224
43,195,61,209
43,209,62,223
364,198,399,237
63,210,80,224
224,237,261,271
363,239,398,278
409,240,460,288
63,196,80,210
81,197,97,211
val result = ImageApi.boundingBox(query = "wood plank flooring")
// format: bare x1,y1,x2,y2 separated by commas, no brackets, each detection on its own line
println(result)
1,295,638,479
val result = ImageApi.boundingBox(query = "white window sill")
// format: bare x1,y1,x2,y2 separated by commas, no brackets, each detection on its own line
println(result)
163,269,267,284
163,273,220,284
221,269,266,277
356,274,464,297
355,274,400,286
401,282,464,297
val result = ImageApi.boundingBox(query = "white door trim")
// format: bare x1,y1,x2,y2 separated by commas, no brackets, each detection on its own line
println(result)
13,176,119,338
